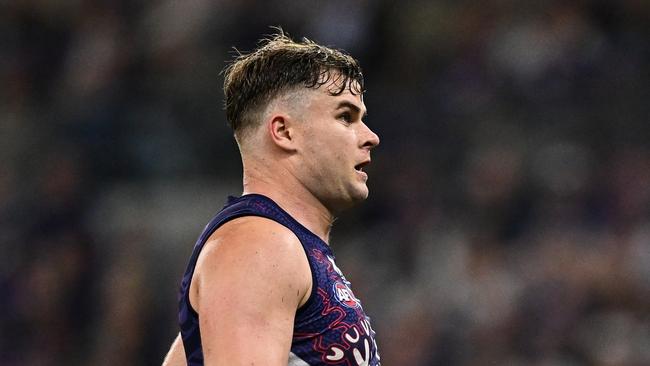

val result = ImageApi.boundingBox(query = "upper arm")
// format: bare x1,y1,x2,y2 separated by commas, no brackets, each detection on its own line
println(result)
191,217,312,366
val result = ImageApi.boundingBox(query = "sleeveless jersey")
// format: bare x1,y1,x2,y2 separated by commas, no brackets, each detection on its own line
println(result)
178,194,380,365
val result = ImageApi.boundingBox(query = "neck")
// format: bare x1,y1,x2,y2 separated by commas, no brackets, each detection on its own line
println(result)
241,161,335,243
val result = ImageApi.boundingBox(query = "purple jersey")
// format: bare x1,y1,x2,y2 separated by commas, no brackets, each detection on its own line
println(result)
178,194,380,365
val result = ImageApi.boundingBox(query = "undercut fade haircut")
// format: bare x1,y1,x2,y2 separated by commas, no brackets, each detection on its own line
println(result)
223,29,365,137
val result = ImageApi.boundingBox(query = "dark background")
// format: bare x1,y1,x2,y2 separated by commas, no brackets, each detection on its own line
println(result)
1,1,649,365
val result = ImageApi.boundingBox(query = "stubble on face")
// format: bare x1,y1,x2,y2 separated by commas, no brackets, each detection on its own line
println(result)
289,81,372,213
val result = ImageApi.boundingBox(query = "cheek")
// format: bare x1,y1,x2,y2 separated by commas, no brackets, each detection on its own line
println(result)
304,145,344,179
301,125,354,167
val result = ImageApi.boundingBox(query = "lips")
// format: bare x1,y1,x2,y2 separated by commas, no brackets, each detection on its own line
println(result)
354,160,371,181
354,160,370,172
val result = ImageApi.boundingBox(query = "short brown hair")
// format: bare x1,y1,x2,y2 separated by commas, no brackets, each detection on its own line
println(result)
223,30,365,135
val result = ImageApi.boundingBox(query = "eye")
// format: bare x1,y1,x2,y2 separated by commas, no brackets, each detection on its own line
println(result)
338,112,352,123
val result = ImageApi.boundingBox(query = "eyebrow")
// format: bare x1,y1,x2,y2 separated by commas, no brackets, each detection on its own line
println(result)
335,101,368,118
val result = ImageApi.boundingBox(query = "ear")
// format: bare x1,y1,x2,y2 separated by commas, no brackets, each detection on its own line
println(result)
268,114,297,152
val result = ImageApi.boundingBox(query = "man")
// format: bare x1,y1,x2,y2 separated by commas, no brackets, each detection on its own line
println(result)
163,31,381,366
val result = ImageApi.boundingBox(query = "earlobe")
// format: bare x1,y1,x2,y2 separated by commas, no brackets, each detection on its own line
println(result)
268,115,296,151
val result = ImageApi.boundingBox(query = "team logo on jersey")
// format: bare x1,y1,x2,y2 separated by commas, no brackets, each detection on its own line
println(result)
333,281,360,308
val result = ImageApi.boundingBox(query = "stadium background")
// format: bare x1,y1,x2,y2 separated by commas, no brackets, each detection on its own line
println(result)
1,1,649,365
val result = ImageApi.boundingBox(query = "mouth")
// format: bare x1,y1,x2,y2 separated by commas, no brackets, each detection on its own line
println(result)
354,160,370,173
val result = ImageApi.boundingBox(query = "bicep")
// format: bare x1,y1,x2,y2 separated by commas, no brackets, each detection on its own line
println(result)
194,218,311,366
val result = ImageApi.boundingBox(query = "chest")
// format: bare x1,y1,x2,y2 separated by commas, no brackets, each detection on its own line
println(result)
292,248,380,365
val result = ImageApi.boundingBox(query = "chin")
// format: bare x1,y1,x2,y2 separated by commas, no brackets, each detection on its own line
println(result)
351,186,370,202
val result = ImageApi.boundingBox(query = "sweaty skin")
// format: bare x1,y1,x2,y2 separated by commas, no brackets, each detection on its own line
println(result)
162,82,379,366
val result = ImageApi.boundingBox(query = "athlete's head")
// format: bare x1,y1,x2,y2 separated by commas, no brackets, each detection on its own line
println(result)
224,30,379,212
224,30,364,138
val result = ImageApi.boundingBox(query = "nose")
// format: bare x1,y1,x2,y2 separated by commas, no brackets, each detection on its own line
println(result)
361,122,380,149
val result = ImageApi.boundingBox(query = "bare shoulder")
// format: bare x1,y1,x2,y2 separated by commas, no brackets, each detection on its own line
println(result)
191,216,312,312
189,217,312,364
207,215,300,252
198,216,306,275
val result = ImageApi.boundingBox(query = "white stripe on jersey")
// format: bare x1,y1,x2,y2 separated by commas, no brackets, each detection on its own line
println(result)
288,352,310,366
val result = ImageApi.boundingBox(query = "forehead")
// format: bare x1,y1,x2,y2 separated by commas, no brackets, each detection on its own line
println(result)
307,80,366,111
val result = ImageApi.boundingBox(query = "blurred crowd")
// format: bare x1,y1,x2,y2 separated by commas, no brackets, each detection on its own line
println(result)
1,1,648,365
